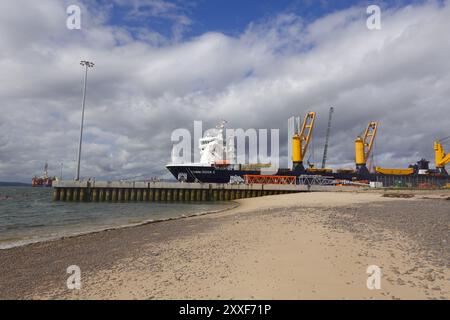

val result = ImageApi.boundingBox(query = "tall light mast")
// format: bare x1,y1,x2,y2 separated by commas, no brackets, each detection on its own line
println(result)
76,60,94,181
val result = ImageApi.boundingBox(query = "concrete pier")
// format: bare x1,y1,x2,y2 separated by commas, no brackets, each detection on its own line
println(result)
52,180,310,202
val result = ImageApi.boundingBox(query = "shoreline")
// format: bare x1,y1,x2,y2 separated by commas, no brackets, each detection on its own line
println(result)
1,188,447,251
0,190,449,299
0,201,240,251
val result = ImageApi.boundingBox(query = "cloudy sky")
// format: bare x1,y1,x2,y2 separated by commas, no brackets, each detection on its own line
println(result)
0,0,449,182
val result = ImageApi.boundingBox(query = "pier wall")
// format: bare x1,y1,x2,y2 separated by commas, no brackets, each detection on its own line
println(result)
52,181,311,202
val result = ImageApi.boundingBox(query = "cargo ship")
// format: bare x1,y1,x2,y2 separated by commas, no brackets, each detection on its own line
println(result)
166,114,450,187
32,163,56,187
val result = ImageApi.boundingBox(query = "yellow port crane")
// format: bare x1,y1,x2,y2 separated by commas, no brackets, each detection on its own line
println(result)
292,111,316,172
434,137,450,175
355,121,378,175
375,136,450,177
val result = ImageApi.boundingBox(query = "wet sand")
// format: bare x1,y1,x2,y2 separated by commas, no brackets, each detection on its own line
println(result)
0,191,449,300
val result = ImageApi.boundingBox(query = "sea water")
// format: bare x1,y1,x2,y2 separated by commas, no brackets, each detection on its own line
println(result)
0,187,233,249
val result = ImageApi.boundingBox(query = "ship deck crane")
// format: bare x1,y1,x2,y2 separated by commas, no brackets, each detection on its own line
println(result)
292,112,316,172
321,107,334,169
355,121,378,176
434,136,450,175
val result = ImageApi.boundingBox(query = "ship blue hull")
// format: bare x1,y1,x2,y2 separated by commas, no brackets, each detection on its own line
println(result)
166,164,450,187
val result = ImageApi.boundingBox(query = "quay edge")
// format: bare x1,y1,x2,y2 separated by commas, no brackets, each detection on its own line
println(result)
52,180,315,202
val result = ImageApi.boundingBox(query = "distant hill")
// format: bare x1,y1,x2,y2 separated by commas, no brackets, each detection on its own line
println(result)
0,181,31,187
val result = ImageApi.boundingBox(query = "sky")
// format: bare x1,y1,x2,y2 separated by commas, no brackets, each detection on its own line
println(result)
0,0,449,182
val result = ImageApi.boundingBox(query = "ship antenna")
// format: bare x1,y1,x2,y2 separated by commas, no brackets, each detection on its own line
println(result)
216,120,227,130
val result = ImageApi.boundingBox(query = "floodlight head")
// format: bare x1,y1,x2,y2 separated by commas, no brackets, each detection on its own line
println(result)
80,60,94,68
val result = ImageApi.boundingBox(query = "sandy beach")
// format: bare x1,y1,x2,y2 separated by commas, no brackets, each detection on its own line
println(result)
0,190,449,300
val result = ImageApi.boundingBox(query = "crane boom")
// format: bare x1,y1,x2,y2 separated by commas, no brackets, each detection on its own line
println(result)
361,121,378,162
434,140,450,168
321,107,334,169
364,122,378,161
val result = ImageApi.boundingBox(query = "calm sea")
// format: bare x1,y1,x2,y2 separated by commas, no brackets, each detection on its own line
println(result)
0,187,233,249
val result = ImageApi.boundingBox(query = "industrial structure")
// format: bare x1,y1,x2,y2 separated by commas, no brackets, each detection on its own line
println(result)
321,107,334,169
292,112,316,172
434,138,450,175
32,163,56,187
354,121,378,176
54,110,449,202
52,180,311,202
166,110,450,188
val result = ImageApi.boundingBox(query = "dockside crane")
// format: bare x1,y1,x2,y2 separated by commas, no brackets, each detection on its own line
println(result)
321,107,334,169
292,112,316,172
355,121,378,176
434,136,450,175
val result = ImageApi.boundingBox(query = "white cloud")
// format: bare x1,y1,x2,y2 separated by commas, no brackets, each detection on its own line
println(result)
0,0,449,182
109,0,193,42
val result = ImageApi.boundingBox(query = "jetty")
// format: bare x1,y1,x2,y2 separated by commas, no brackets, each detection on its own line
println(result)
52,181,314,202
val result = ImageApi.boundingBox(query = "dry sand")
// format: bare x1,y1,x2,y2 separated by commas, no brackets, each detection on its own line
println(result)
0,191,449,300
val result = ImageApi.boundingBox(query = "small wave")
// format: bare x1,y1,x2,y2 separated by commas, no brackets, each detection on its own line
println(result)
0,202,239,250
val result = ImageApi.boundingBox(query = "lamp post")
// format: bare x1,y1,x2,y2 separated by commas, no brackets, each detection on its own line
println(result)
76,60,94,181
